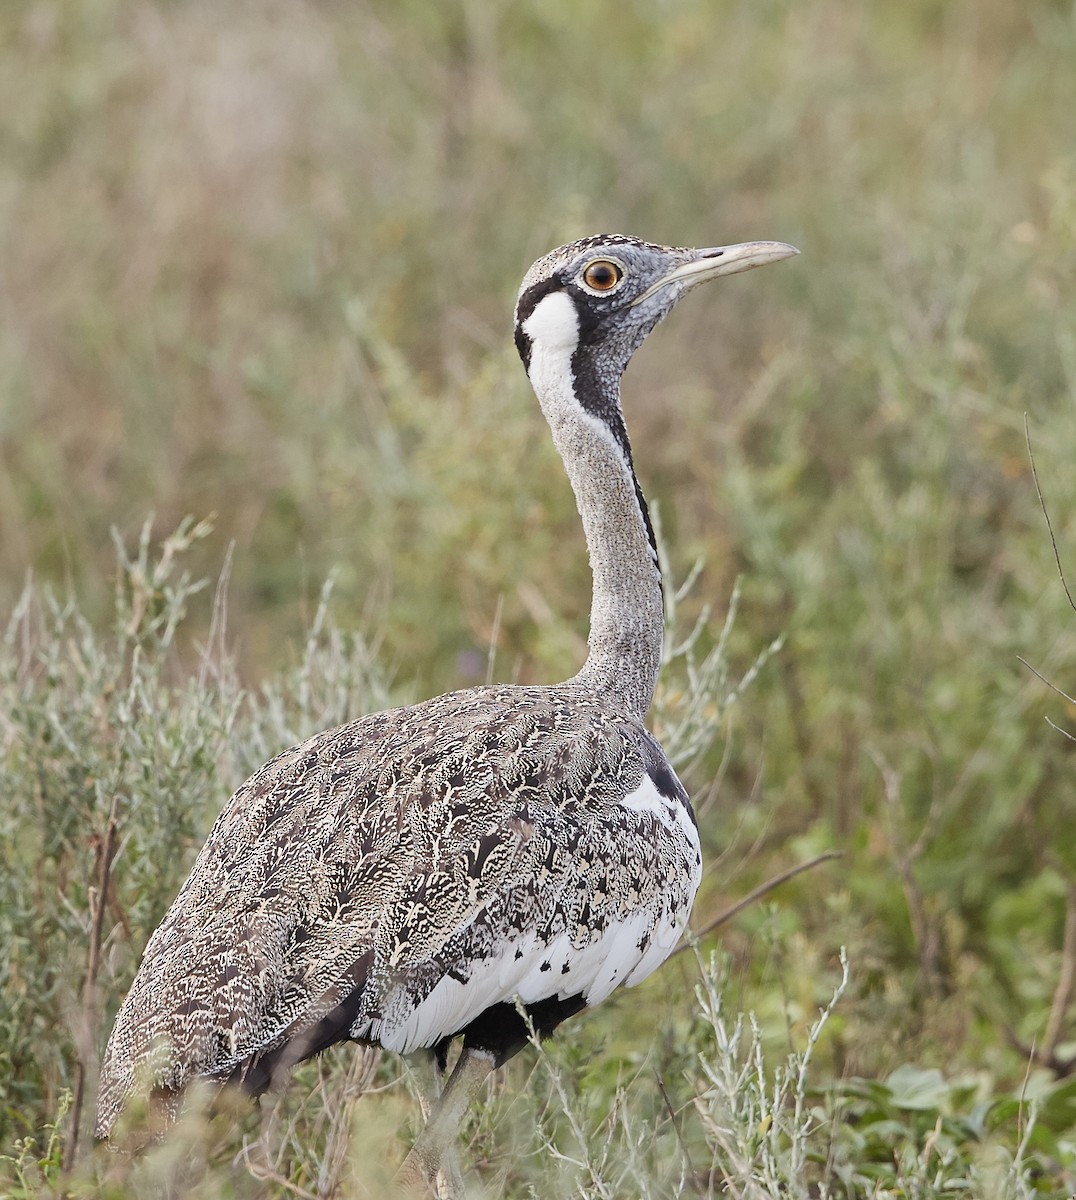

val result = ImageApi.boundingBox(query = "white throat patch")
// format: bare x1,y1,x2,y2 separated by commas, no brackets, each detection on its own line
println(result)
520,290,582,429
522,290,580,355
520,288,634,482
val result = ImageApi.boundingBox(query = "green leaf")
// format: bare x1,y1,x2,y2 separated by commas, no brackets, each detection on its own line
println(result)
883,1065,952,1111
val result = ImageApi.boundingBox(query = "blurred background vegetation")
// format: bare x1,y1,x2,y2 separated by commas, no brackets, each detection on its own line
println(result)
2,0,1076,1193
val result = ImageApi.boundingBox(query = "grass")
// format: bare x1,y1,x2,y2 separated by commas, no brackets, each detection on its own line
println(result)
3,0,1076,1193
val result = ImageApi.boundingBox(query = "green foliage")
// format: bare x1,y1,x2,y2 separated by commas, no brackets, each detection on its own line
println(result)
1,525,1072,1195
434,953,1073,1198
0,1092,69,1198
0,521,398,1175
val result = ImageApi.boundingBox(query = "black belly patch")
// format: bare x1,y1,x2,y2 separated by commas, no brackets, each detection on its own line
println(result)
436,993,588,1068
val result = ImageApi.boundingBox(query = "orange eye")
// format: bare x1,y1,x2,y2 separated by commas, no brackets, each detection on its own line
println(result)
582,260,623,292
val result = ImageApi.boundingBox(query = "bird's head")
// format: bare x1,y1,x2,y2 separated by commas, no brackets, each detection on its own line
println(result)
513,234,799,384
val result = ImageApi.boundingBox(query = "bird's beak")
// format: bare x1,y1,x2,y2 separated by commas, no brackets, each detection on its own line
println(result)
630,240,799,307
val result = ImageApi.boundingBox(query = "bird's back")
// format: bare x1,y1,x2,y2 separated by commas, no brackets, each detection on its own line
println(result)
96,681,701,1137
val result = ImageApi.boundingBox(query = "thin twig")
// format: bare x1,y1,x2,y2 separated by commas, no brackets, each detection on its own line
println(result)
486,593,504,687
1025,414,1076,612
1016,657,1076,708
1045,715,1076,743
868,749,944,995
199,538,233,691
1043,880,1076,1063
1016,1034,1036,1151
1003,1022,1076,1078
64,793,121,1169
238,1149,322,1200
673,851,841,956
654,1070,695,1181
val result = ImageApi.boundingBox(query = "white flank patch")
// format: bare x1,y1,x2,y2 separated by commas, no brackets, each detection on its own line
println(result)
373,773,702,1054
618,773,702,987
378,906,662,1054
620,774,673,817
620,774,703,890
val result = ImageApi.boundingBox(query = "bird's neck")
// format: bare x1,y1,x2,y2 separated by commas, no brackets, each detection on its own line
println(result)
524,309,664,720
556,408,664,716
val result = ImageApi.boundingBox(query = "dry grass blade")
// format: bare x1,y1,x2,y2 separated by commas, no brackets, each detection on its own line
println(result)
675,851,842,956
1025,414,1076,613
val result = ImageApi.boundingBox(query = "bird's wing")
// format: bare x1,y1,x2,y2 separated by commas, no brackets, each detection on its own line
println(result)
96,685,700,1134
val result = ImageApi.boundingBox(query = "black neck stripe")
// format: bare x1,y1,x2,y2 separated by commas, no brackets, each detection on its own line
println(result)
571,344,661,571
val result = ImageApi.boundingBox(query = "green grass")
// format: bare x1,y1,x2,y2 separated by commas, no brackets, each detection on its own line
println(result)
3,0,1076,1193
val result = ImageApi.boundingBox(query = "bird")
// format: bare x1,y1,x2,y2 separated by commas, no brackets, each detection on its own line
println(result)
95,233,798,1186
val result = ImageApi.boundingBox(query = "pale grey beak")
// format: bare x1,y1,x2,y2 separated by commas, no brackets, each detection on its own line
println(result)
631,240,799,307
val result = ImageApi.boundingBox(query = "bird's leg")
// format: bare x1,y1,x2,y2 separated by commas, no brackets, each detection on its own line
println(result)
397,1046,495,1193
413,1049,443,1124
410,1051,465,1199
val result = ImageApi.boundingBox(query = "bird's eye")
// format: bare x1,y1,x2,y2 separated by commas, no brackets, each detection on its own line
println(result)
581,260,624,292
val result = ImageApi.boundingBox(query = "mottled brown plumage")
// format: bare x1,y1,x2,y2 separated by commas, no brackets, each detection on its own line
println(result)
96,684,699,1135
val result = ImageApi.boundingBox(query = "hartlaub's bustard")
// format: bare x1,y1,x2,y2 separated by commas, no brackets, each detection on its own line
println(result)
96,234,797,1184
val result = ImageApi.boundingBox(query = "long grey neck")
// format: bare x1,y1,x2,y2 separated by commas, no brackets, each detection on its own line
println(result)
521,300,664,719
548,403,664,717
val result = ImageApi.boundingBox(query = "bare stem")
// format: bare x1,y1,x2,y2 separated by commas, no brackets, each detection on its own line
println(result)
64,793,121,1169
1043,880,1076,1063
674,851,841,956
